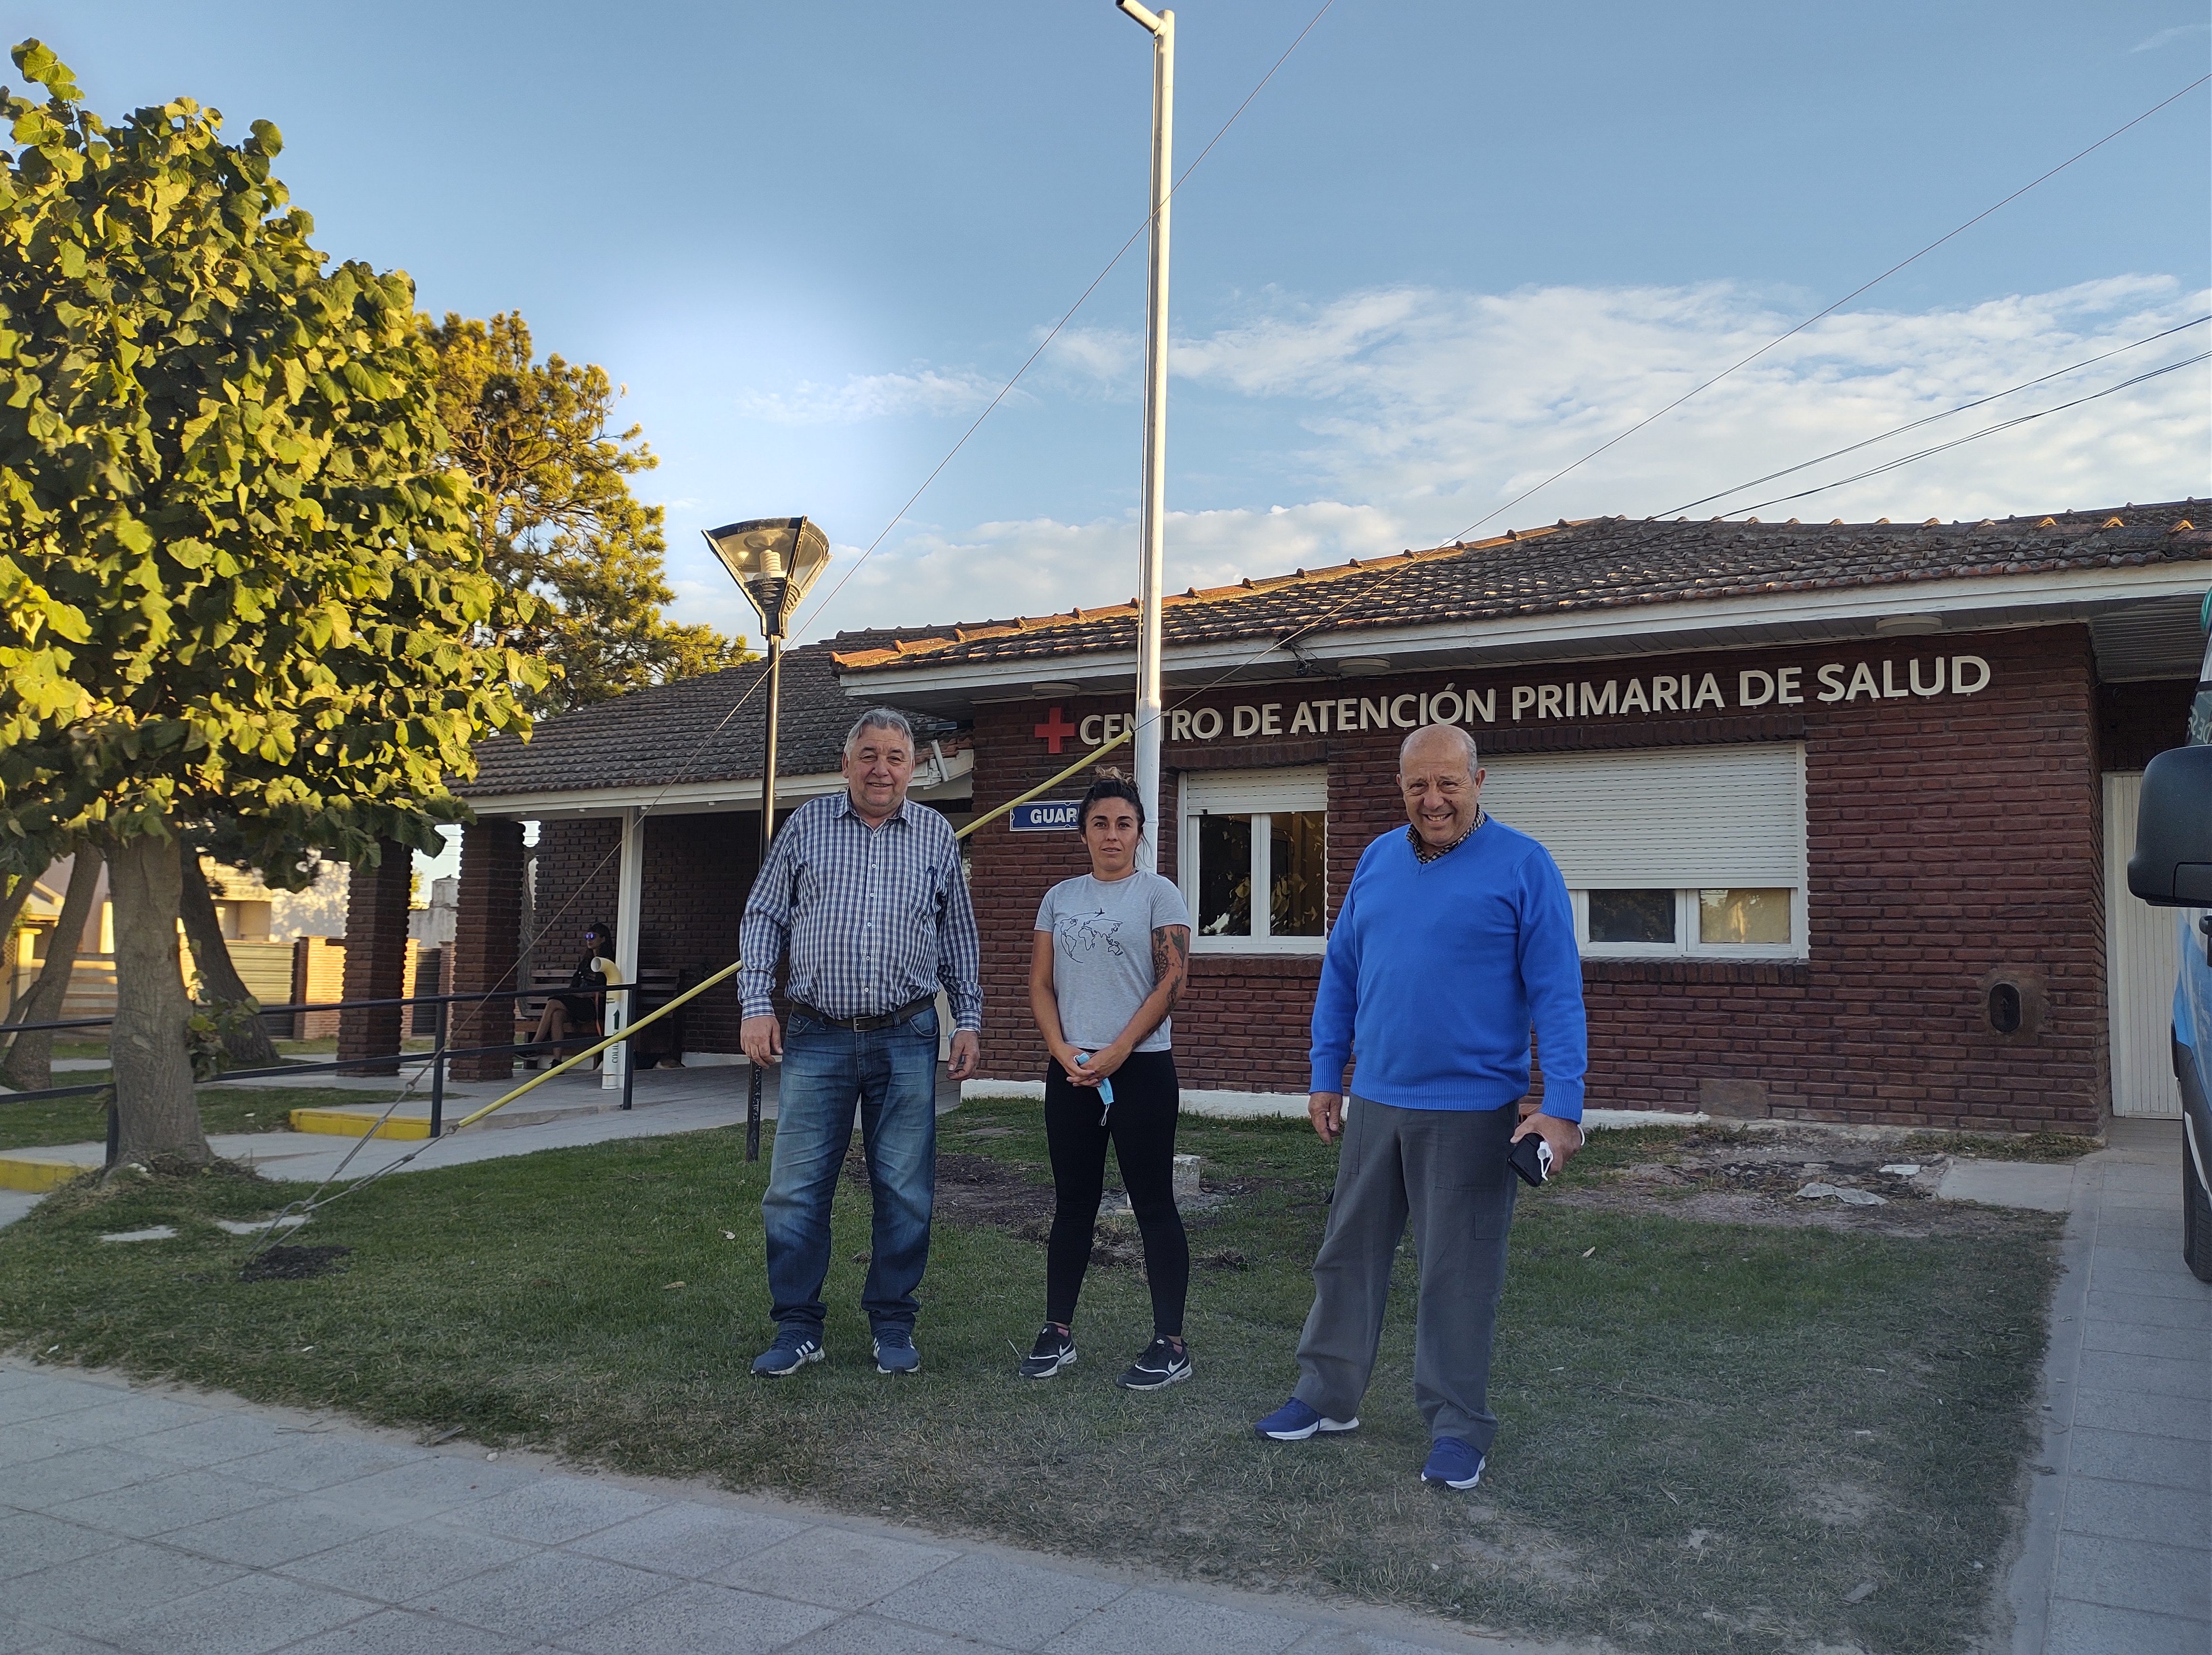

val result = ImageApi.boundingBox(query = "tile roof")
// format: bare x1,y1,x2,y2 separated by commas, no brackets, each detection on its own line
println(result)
830,501,2211,672
459,637,957,799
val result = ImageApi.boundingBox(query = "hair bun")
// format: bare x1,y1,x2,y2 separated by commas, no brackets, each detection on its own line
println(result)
1094,765,1128,782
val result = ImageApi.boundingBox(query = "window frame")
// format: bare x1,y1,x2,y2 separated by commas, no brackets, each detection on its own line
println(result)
1178,767,1329,957
1571,885,1806,961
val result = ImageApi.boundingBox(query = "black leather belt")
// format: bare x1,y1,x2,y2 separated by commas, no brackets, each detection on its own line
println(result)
789,997,934,1032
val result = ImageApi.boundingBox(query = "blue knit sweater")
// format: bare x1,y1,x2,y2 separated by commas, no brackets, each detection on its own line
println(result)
1309,818,1588,1121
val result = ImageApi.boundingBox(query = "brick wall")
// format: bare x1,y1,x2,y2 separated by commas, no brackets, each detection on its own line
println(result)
966,624,2113,1131
338,839,412,1073
451,819,525,1080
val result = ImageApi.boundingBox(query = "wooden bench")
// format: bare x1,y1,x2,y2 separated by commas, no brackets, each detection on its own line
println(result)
515,965,688,1068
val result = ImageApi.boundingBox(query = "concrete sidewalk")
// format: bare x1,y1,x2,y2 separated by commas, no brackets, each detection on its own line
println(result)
2005,1118,2212,1655
0,1360,1571,1655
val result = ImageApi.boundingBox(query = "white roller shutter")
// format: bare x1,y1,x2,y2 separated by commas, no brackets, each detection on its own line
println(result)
1182,766,1328,816
1477,744,1804,889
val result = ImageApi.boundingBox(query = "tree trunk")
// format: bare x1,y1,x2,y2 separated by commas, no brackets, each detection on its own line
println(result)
1,850,102,1093
177,854,279,1067
105,834,210,1166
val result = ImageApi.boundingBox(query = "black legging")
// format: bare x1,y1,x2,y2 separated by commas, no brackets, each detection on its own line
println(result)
1043,1048,1189,1338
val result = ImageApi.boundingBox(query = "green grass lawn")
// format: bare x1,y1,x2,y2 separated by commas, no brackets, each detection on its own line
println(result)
0,1103,2060,1655
0,1087,397,1151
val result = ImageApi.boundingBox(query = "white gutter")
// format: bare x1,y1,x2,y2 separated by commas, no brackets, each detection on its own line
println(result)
838,561,2210,697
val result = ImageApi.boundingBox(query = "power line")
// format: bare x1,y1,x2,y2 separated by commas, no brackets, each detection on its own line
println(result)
1657,313,2212,518
1444,71,2212,543
1711,349,2211,519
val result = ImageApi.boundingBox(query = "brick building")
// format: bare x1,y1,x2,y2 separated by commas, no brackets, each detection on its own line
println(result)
832,503,2210,1135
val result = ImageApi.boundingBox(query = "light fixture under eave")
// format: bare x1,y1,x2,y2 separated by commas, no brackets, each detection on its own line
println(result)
1341,657,1393,675
1030,681,1081,696
1873,615,1944,637
701,516,832,640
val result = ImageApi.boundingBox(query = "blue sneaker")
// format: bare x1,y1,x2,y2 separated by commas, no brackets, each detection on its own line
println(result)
750,1326,824,1378
1421,1436,1484,1489
1253,1398,1358,1440
873,1324,921,1375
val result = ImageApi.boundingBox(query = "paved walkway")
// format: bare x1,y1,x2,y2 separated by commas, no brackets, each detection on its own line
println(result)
0,1361,1572,1655
2005,1117,2212,1655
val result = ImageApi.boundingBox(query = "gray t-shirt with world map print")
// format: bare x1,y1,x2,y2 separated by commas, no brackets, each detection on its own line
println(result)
1034,871,1192,1053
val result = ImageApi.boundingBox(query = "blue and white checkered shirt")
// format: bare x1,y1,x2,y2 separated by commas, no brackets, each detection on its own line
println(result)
739,791,982,1031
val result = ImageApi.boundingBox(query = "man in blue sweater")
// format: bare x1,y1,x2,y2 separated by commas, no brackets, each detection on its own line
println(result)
1254,723,1587,1491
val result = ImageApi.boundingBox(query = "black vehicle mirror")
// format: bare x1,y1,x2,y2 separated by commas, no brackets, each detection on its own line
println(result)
2129,745,2212,907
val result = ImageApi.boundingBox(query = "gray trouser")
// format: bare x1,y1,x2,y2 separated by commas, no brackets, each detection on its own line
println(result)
1292,1096,1519,1448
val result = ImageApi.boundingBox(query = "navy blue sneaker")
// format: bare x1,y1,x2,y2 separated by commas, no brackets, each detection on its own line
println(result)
873,1324,921,1375
1253,1398,1358,1440
1421,1436,1484,1489
750,1327,824,1378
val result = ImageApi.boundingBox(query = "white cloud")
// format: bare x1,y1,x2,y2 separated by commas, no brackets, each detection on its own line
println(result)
2130,22,2209,51
1166,275,2211,534
1041,325,1141,389
734,367,1010,425
809,500,1412,637
735,275,2211,638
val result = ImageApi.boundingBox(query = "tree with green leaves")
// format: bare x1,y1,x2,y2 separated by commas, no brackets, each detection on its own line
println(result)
0,41,545,1164
428,312,750,715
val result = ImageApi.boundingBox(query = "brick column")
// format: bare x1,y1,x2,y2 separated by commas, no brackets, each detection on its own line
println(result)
338,840,413,1074
451,819,525,1081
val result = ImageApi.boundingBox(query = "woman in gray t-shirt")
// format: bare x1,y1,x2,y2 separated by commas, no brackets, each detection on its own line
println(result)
1022,773,1193,1391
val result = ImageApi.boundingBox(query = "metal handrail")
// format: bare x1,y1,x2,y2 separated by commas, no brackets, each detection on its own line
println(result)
0,974,706,1144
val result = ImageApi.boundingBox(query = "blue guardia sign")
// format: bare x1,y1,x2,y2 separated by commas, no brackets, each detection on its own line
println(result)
1010,800,1082,833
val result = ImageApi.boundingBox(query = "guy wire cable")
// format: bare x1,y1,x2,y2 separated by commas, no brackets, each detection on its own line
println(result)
1441,71,2212,545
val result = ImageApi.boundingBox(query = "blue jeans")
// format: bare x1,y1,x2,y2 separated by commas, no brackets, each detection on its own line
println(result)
763,1005,939,1333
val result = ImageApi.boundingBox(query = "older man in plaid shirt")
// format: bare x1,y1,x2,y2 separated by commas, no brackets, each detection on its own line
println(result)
738,708,981,1378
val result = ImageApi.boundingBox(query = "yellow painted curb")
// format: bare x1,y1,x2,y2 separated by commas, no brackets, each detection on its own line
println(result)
0,1154,94,1192
287,1108,431,1142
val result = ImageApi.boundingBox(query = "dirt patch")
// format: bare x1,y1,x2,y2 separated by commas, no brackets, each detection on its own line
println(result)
843,1148,1058,1227
1793,1480,1881,1528
239,1245,352,1282
1546,1124,2020,1235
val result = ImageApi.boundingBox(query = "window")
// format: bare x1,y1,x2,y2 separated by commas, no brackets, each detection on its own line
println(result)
1480,745,1807,960
1180,766,1328,953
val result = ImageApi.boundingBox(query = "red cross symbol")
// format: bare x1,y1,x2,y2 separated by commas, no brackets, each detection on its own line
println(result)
1034,705,1077,753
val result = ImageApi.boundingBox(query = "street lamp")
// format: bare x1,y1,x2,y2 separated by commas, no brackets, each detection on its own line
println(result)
702,514,832,1159
1116,0,1173,870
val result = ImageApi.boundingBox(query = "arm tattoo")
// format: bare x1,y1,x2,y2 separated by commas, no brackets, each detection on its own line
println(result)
1151,925,1190,1013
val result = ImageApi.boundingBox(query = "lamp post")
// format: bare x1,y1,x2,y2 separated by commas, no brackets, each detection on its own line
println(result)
1117,0,1172,871
702,515,833,1160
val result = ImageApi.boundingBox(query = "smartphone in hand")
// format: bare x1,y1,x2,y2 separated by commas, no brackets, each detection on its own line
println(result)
1508,1132,1554,1188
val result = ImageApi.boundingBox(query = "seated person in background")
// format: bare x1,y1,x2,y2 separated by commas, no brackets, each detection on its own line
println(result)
526,920,612,1065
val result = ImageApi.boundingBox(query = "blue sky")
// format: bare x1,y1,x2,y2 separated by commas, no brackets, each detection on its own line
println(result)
35,0,2212,648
